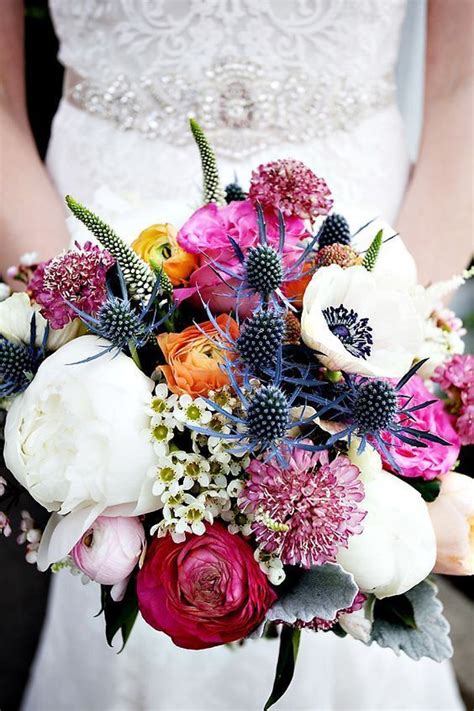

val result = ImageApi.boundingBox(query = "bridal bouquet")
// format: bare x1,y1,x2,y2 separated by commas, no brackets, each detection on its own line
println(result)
1,121,473,708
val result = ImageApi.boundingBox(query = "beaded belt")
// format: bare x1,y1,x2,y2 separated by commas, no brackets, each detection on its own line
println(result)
66,60,396,160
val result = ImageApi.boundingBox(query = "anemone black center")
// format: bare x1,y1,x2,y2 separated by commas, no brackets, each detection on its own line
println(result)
323,304,373,359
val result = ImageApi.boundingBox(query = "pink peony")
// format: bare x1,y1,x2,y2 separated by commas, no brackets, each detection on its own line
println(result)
428,471,474,575
71,516,145,598
381,375,461,479
239,447,366,569
248,159,333,220
176,200,309,315
29,242,115,329
433,354,474,445
137,522,276,649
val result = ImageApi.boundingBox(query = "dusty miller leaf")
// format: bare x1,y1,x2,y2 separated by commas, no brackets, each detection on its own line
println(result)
267,563,358,624
371,580,453,662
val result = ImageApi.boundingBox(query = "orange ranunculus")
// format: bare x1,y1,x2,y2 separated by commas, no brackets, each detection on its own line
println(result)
131,224,198,287
283,260,315,308
157,315,239,397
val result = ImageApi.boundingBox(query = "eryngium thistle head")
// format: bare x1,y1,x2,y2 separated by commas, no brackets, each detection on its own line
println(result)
245,245,283,296
353,380,398,433
96,298,149,348
247,385,289,442
0,340,36,395
317,214,351,248
236,310,285,369
225,182,247,203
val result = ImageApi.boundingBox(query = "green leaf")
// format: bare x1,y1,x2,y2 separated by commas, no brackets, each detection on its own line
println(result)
266,563,358,625
264,626,301,711
374,594,417,629
371,580,453,662
399,476,442,502
101,579,139,652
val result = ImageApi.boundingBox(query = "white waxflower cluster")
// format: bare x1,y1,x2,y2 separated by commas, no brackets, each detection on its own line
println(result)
417,307,466,379
254,546,286,586
147,383,250,543
17,510,42,564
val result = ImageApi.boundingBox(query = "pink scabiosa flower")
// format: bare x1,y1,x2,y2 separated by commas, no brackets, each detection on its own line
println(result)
433,354,474,445
71,516,145,599
293,592,367,632
380,375,460,479
29,242,115,329
239,447,366,568
248,159,333,221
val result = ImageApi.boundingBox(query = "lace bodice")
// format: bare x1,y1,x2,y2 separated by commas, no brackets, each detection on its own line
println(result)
49,0,406,158
51,0,405,79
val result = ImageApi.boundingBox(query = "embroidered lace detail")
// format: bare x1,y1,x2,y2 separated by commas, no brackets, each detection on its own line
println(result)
68,60,396,159
50,0,406,157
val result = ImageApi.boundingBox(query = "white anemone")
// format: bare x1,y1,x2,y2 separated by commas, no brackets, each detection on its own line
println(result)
301,264,423,377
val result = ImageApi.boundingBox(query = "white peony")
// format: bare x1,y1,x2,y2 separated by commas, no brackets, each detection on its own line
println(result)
0,292,82,351
4,336,160,566
336,441,436,598
301,264,423,377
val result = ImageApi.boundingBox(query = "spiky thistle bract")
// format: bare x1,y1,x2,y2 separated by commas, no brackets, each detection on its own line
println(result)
0,315,48,396
203,203,318,313
302,359,451,470
64,266,174,364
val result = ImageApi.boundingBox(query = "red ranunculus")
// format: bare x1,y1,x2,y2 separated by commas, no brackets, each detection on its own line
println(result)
137,522,276,649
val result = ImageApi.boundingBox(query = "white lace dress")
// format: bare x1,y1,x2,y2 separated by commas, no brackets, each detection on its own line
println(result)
24,2,463,709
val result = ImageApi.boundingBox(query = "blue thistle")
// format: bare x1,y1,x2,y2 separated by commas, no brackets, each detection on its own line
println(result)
303,359,451,471
247,385,290,443
317,214,351,247
65,267,173,363
236,309,285,369
225,181,247,203
206,203,318,310
0,316,48,396
184,353,326,468
245,244,284,296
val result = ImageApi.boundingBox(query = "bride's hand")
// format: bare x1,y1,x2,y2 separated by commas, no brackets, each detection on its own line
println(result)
0,0,69,278
397,0,473,284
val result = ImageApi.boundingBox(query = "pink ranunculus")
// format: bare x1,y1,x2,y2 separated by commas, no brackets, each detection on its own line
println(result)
381,375,460,480
433,354,474,445
428,471,474,575
137,522,276,649
71,516,145,597
176,200,309,315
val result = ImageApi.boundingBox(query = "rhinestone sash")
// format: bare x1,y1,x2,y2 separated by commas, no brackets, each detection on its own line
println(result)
66,60,396,160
